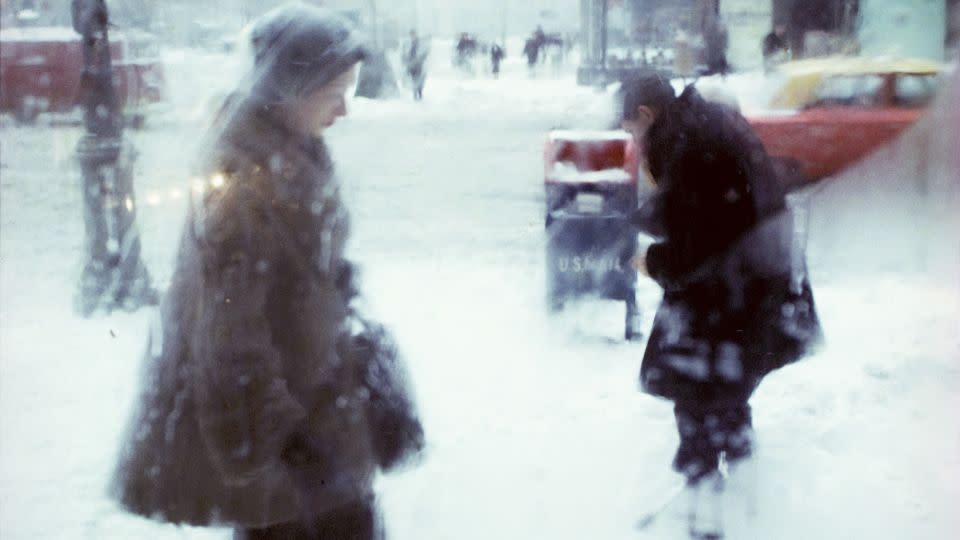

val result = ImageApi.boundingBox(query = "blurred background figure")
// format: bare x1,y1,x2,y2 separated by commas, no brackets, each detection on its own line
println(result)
762,21,791,71
523,36,540,75
71,0,157,316
490,41,505,78
453,31,479,75
403,29,428,100
701,14,730,75
532,24,546,50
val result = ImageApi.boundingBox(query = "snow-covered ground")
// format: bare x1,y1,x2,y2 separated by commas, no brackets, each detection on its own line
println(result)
1,45,958,540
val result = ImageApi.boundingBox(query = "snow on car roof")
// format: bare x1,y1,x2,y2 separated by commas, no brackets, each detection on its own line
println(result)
0,26,81,43
0,26,145,43
778,56,943,76
769,56,943,109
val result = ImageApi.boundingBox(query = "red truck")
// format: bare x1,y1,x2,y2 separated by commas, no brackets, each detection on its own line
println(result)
0,26,166,125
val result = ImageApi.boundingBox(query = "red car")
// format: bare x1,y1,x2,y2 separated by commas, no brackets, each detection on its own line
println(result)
0,26,166,125
746,57,943,187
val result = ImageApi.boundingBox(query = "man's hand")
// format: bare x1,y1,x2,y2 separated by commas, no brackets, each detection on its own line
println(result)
631,253,649,277
632,235,655,277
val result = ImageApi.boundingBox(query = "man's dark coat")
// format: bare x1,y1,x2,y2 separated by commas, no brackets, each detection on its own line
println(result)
634,86,822,406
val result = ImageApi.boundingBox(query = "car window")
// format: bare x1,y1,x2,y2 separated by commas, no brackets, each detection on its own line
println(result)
810,75,884,108
893,74,938,107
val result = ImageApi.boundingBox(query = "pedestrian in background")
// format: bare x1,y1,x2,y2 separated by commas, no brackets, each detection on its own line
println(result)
762,22,791,71
403,29,428,100
490,42,505,78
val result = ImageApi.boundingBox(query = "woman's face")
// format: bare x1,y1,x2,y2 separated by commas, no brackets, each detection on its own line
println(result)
287,64,359,136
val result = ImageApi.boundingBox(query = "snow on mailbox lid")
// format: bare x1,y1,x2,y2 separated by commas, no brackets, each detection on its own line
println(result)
544,130,638,184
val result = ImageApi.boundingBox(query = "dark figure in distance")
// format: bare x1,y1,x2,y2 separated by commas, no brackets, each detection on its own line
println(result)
490,42,505,78
701,17,731,75
454,32,478,71
762,22,791,70
403,29,428,100
523,37,539,72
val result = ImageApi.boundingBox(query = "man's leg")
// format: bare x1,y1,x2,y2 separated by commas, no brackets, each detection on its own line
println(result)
625,292,642,340
718,402,753,464
672,403,721,485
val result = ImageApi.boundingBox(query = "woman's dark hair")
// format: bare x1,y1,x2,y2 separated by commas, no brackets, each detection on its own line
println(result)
620,72,676,121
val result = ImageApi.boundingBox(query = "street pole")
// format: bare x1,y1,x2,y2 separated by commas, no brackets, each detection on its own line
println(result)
368,0,379,49
413,0,418,32
71,0,156,316
600,0,608,81
501,0,507,46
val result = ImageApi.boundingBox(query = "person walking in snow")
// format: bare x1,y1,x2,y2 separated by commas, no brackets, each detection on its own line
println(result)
523,37,539,74
403,29,428,100
620,73,822,486
72,0,158,316
453,32,477,74
490,42,505,78
762,22,791,71
110,4,423,539
701,16,731,76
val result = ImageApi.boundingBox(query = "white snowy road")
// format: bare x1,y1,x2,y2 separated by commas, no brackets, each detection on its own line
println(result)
1,50,958,539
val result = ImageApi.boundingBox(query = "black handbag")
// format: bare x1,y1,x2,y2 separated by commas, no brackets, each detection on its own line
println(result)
343,314,425,472
257,192,425,474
